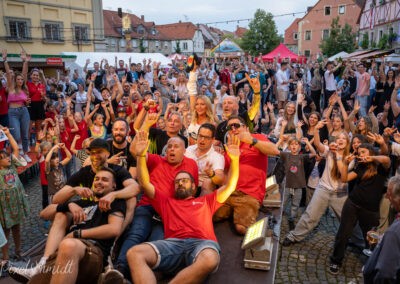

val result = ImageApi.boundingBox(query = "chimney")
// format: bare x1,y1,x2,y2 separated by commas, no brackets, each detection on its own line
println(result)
179,20,182,23
307,6,313,12
141,15,144,21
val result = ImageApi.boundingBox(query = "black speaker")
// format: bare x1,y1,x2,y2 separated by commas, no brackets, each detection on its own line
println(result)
118,8,122,18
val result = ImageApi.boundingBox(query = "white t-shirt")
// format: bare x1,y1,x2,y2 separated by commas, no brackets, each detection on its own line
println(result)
276,69,289,91
324,70,337,91
184,145,225,186
318,146,348,192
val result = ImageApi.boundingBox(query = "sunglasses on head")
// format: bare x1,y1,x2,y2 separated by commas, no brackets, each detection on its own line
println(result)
227,123,242,130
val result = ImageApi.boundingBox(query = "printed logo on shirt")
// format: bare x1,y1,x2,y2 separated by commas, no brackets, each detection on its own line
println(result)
192,201,204,206
3,172,16,188
290,165,298,174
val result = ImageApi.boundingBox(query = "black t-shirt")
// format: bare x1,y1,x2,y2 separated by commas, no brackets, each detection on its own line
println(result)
349,163,389,212
148,128,188,156
107,140,136,170
67,164,132,190
86,70,105,91
68,198,126,264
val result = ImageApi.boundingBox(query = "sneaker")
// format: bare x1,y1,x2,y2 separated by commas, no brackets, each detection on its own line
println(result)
22,154,32,164
329,263,340,275
8,263,43,283
11,154,27,167
282,237,295,247
0,260,9,277
99,268,126,284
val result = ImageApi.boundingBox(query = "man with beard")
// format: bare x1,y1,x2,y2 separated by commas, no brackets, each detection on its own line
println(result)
51,139,139,233
108,136,198,281
107,118,136,178
9,167,126,283
125,131,240,284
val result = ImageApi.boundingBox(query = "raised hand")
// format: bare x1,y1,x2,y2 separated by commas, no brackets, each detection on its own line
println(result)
244,73,260,93
368,105,377,114
344,153,356,164
297,120,304,129
144,112,158,127
1,49,7,61
224,133,240,160
354,100,360,113
86,59,90,65
134,130,149,156
267,102,274,111
281,119,288,128
316,119,327,129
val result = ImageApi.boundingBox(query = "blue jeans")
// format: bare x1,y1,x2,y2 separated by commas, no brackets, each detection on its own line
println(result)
147,238,220,275
357,95,369,117
116,205,164,277
8,107,30,153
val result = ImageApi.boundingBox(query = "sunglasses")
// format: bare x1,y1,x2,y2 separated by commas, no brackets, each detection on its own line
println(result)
227,123,243,130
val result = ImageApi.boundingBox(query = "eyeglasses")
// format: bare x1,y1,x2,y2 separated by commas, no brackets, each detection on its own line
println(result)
174,178,191,185
197,134,213,141
227,123,243,130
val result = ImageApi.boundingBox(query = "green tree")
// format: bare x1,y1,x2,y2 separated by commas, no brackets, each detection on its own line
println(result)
320,17,356,57
174,41,182,54
241,9,280,56
361,33,369,50
378,34,389,49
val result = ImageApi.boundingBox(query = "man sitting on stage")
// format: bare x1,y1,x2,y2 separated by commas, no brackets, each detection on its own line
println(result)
126,130,240,284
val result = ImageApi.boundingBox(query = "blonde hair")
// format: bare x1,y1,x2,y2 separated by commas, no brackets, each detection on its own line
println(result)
330,131,350,181
191,95,215,125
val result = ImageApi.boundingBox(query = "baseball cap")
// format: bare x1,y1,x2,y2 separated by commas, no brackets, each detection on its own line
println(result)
87,138,110,152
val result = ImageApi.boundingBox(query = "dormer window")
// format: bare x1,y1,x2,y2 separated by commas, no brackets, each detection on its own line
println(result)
151,29,156,35
137,25,145,35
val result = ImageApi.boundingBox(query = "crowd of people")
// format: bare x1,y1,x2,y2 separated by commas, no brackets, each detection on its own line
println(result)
0,49,399,283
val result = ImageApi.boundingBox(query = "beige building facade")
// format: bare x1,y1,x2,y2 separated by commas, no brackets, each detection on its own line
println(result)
0,0,105,55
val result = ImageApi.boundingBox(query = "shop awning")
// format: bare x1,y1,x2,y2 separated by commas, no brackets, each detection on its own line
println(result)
351,49,394,60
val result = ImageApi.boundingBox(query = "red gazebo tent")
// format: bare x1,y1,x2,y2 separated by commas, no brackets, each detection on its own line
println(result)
261,43,306,63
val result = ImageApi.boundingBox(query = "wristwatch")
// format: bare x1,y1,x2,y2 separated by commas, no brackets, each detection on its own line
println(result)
73,229,81,238
251,138,258,146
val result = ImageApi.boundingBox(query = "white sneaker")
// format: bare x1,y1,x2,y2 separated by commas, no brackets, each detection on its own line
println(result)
12,154,27,167
8,263,43,283
22,154,32,164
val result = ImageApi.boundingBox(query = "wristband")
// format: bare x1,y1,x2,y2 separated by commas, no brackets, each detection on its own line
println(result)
73,229,81,239
251,138,258,146
56,203,69,213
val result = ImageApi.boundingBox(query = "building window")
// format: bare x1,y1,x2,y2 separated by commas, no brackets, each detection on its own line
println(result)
142,40,148,47
5,17,31,40
379,30,383,40
164,42,168,49
73,24,89,43
293,33,298,40
155,40,160,48
131,39,137,48
322,29,330,40
151,29,156,35
305,30,311,40
304,50,311,57
137,26,145,35
339,5,346,14
183,42,188,50
324,6,331,15
42,21,63,41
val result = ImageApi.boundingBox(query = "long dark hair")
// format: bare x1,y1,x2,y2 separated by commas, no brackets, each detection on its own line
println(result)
358,143,378,181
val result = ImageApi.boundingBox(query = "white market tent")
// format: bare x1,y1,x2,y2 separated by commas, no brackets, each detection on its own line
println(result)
383,53,400,63
328,51,349,61
60,52,172,75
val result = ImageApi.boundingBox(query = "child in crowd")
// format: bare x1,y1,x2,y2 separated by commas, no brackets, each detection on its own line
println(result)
45,143,71,203
0,127,29,266
277,135,316,230
70,135,93,168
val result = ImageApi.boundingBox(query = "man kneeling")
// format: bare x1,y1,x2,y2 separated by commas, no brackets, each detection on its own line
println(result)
127,131,240,284
9,167,126,284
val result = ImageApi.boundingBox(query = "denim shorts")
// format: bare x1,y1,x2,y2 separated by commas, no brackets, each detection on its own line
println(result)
146,238,220,275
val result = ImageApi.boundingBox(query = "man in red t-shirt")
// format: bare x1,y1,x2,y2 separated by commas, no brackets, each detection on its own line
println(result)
125,131,240,284
112,136,198,279
213,115,279,235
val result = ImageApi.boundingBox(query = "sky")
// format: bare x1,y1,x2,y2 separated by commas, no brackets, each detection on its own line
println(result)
102,0,317,34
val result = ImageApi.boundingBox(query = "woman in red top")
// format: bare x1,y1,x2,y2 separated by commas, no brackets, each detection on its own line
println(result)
24,65,47,137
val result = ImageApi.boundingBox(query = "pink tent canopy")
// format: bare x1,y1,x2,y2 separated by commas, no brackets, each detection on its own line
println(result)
261,43,306,63
168,53,187,61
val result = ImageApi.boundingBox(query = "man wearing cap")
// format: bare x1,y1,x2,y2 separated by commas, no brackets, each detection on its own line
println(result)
51,138,139,231
9,167,126,284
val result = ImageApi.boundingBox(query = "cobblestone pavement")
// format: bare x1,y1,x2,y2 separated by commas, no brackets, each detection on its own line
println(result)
276,209,367,284
2,176,367,283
